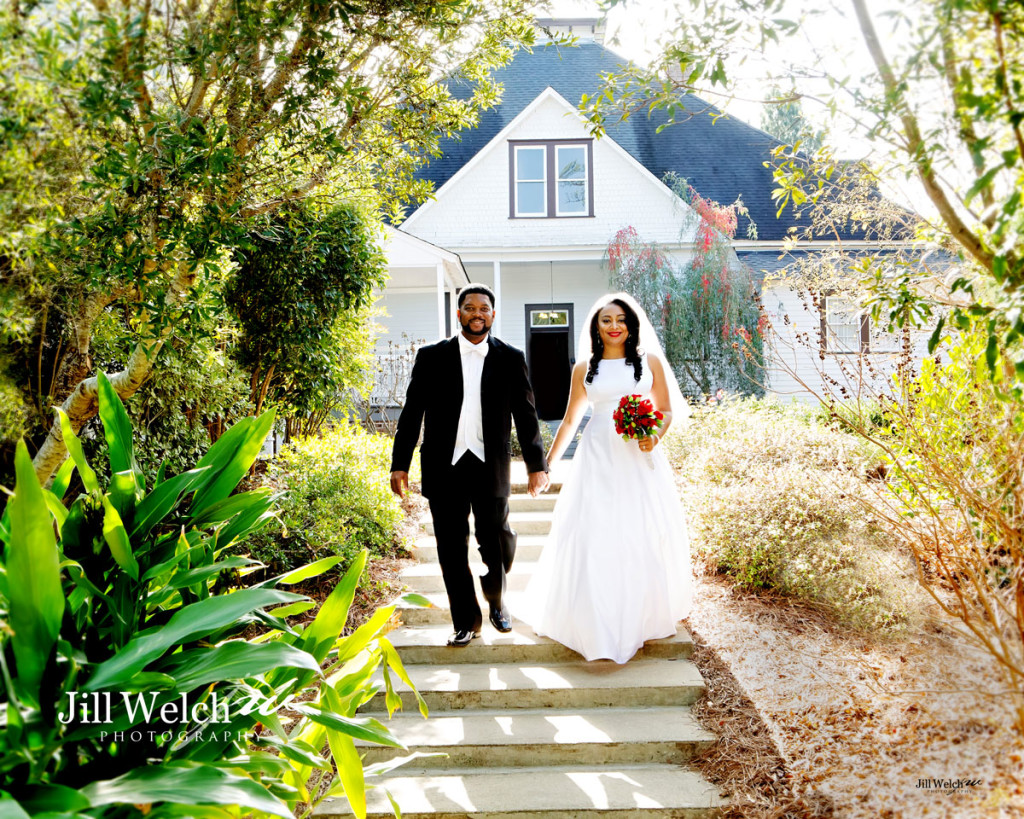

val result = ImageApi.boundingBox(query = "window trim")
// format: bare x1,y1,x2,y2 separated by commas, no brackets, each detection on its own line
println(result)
554,144,589,217
512,144,548,217
820,294,870,354
508,139,594,219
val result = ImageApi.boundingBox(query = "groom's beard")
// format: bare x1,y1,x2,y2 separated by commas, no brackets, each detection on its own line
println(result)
460,318,490,338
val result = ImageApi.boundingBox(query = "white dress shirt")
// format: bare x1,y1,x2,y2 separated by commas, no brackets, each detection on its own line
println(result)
452,333,488,464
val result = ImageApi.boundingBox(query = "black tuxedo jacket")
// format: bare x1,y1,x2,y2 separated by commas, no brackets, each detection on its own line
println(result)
390,335,548,499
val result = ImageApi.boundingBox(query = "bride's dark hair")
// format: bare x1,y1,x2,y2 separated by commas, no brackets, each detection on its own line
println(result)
586,297,643,384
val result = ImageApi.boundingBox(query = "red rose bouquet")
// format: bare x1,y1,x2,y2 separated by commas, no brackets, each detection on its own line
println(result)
613,394,664,446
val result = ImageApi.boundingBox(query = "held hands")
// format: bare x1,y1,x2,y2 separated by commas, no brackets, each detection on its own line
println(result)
527,471,550,497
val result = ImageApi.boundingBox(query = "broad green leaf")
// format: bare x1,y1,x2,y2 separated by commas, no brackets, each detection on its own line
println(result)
385,788,402,819
399,593,434,608
7,441,64,706
85,587,304,690
267,600,316,618
326,729,366,819
335,606,396,665
158,806,235,819
216,494,278,547
101,496,139,579
16,782,91,810
293,703,404,748
109,469,138,522
157,642,321,692
298,550,366,663
43,489,69,530
169,557,257,589
191,488,274,528
256,736,331,771
123,672,177,690
79,765,291,817
131,467,210,539
381,664,402,718
190,410,276,517
276,554,344,585
56,408,98,493
379,636,428,719
97,370,142,492
0,794,31,819
50,457,76,500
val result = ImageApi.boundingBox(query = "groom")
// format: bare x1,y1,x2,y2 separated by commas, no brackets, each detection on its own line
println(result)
390,284,549,647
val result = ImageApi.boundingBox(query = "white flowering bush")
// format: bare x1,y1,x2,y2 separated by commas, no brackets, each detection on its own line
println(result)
669,398,923,631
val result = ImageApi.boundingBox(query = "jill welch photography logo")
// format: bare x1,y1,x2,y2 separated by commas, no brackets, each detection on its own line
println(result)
59,690,294,744
916,777,983,795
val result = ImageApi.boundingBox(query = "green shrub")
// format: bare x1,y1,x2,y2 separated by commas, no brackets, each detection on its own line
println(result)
248,421,405,575
0,372,422,819
668,397,921,631
510,420,558,458
87,301,253,487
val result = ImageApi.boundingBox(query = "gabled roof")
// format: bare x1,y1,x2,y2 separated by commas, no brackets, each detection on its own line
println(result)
410,43,854,242
403,87,699,234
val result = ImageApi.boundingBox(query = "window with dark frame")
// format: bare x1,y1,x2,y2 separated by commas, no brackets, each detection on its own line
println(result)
510,139,594,218
820,295,871,353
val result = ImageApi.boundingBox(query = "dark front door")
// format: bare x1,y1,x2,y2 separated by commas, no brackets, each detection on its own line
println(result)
525,303,574,420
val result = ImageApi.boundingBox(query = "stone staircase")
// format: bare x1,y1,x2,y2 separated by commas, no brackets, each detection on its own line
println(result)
315,463,724,818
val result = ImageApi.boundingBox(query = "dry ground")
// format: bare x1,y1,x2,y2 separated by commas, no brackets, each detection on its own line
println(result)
687,573,1024,818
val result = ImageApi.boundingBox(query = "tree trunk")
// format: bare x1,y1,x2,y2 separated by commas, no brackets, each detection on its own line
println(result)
32,263,196,486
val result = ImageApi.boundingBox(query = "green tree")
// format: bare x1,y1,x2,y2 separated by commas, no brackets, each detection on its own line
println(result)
0,0,540,486
225,202,385,435
591,0,1024,381
759,87,823,154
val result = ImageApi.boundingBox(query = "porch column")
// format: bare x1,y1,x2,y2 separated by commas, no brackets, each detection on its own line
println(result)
450,275,459,333
492,260,502,337
436,261,446,339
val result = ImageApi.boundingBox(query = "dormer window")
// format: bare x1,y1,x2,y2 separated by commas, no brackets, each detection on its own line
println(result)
510,139,594,218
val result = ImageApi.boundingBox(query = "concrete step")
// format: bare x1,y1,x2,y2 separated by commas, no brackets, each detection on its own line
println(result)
508,494,558,513
357,705,716,768
314,763,724,817
409,535,548,564
363,659,706,713
400,561,538,594
396,591,535,626
423,511,553,537
386,623,694,666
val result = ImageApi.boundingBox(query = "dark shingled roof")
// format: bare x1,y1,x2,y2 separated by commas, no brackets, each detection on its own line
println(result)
409,42,853,242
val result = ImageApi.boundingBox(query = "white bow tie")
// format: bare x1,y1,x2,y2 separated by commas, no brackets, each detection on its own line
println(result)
460,337,488,357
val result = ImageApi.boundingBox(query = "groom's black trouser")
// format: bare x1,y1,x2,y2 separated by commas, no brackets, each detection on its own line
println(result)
427,453,517,633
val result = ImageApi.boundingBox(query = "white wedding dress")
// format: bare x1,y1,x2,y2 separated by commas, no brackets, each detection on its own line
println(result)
520,354,694,664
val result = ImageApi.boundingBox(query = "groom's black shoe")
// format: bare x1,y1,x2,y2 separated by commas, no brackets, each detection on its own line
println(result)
488,604,513,633
446,629,480,647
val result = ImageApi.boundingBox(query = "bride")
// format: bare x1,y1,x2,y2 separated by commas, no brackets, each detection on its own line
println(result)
520,293,694,664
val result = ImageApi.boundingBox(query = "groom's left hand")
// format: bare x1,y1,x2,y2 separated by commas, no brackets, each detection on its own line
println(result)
527,471,550,497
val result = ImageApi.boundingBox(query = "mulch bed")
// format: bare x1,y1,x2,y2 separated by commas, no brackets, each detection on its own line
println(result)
687,626,835,818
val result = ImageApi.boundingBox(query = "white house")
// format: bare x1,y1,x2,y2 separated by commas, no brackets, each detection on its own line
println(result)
373,18,935,415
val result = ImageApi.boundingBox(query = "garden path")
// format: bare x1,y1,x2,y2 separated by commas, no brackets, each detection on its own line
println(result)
316,460,724,818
